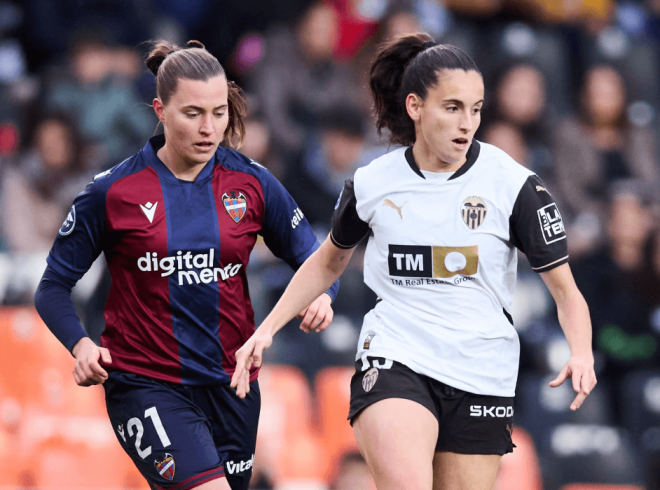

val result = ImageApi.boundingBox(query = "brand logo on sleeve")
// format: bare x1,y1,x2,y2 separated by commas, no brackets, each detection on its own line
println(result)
223,191,247,223
140,201,158,223
59,205,76,236
154,453,175,481
461,196,487,230
291,207,304,229
537,203,566,244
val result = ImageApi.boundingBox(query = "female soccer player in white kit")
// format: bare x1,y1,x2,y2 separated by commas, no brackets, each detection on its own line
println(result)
232,33,597,490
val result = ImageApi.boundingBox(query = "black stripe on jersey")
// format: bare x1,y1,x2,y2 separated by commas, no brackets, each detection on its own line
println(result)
331,179,369,249
404,141,481,180
509,174,569,273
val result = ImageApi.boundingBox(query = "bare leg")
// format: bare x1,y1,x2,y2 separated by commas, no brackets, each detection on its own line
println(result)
352,398,439,490
193,476,233,490
432,452,501,490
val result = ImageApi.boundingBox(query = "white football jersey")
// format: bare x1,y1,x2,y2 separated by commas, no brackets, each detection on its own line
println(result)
331,141,568,396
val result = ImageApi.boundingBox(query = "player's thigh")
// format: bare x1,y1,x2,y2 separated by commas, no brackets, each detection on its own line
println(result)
104,371,225,490
193,380,261,490
195,478,232,490
353,398,438,490
432,452,501,490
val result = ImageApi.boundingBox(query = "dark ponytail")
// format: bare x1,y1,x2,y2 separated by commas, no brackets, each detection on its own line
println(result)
145,40,246,149
370,33,481,146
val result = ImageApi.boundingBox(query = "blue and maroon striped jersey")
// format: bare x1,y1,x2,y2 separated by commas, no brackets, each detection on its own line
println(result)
46,135,337,386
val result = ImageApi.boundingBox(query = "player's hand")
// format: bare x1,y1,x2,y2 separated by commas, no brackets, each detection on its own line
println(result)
231,328,273,399
296,293,334,333
71,337,112,387
549,355,597,411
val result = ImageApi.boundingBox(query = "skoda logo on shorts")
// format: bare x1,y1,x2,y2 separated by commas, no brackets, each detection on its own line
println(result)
461,196,487,230
362,367,379,392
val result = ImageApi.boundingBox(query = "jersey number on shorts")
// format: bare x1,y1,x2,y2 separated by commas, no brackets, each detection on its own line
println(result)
127,406,172,459
360,354,393,372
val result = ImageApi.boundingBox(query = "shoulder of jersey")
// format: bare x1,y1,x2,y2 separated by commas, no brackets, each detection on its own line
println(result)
216,147,271,178
89,154,145,191
478,141,533,178
354,147,407,183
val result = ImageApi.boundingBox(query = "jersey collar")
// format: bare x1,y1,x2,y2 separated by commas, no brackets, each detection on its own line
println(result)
143,134,216,184
404,140,481,180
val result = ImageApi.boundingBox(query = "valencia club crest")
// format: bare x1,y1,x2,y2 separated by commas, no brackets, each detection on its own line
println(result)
154,453,175,481
222,191,248,223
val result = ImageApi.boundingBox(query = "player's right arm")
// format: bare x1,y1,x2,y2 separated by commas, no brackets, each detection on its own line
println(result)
231,178,369,398
231,236,354,397
34,174,113,386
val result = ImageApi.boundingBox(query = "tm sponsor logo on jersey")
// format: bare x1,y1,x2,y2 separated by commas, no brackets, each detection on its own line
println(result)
469,405,514,418
226,454,255,475
387,244,478,286
138,249,242,285
537,203,566,244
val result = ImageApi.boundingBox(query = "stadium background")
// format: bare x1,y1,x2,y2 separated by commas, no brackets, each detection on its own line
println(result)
0,0,659,488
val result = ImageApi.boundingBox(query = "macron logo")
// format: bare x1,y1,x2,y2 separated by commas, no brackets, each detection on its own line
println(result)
140,202,158,223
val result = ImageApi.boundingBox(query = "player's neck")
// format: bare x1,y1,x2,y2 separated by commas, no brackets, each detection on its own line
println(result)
412,143,465,174
157,145,206,182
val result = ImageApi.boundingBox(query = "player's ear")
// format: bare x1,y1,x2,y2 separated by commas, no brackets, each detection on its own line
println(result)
406,93,423,122
153,98,165,123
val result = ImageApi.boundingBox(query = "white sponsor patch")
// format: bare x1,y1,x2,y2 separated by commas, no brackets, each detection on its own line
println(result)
537,203,566,244
59,205,76,236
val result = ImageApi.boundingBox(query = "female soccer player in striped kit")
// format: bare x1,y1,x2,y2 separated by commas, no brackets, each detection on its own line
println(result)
233,33,597,490
35,40,338,490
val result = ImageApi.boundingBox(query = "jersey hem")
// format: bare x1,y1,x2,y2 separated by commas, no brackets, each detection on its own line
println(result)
532,255,569,273
357,349,517,397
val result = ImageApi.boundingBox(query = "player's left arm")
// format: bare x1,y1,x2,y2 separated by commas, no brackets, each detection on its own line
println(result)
254,162,338,333
540,263,597,410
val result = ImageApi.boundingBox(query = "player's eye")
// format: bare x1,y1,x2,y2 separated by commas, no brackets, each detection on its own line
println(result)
186,113,199,118
214,112,226,118
473,107,482,114
447,106,459,112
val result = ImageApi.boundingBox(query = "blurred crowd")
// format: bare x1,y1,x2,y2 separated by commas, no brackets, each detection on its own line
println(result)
1,0,660,488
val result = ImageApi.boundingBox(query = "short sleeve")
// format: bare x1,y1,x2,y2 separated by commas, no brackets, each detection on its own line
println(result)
509,174,569,273
47,179,108,281
330,179,369,249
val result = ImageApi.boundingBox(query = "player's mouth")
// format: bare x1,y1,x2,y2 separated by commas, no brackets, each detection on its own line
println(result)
452,138,469,150
194,141,215,152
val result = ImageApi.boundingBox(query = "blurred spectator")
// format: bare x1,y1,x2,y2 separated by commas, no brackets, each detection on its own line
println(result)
239,95,284,180
0,111,91,253
43,31,155,170
554,64,659,258
283,104,377,230
329,451,376,490
481,63,556,183
572,181,660,422
482,120,529,168
248,1,358,160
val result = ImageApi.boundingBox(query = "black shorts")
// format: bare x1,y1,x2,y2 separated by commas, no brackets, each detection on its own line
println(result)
104,371,260,490
348,357,515,455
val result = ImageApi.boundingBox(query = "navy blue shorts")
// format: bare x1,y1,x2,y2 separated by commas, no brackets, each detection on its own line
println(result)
104,371,260,490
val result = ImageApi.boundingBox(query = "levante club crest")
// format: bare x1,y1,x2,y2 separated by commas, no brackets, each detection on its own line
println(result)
222,191,248,223
154,453,175,481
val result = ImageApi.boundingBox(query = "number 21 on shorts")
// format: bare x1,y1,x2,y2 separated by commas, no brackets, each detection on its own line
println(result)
117,406,171,459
